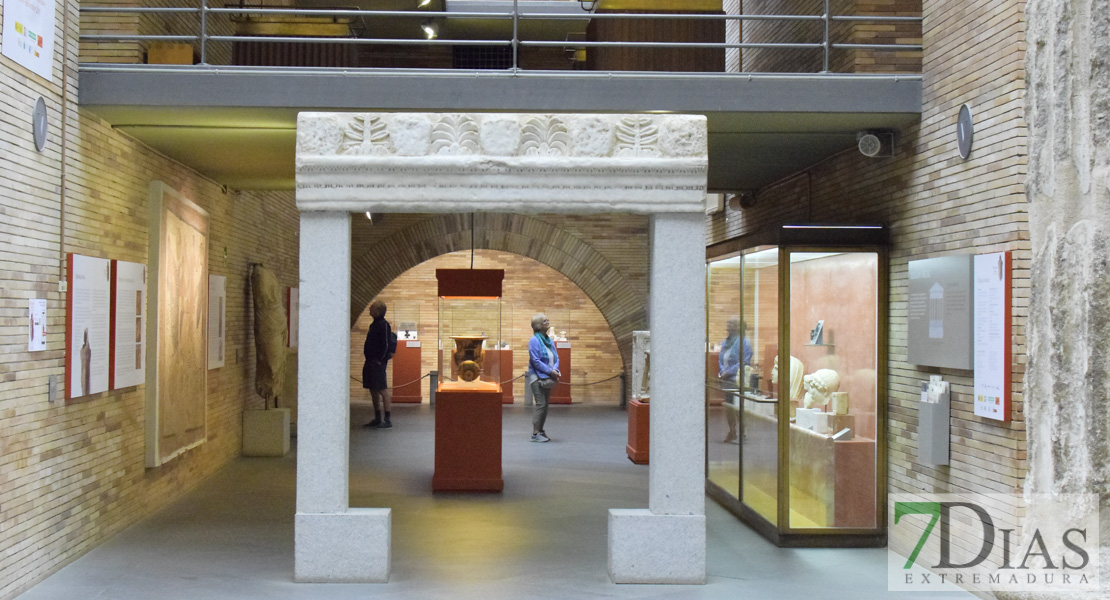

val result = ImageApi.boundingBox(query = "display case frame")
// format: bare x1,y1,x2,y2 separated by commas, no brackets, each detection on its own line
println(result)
705,225,889,548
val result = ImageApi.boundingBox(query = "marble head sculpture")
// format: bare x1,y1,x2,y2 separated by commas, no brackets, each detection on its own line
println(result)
802,368,841,409
771,355,805,400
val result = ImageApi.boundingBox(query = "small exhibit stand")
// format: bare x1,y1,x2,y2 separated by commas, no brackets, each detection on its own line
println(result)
626,398,649,464
486,348,514,404
550,343,572,404
433,383,503,491
391,339,422,403
432,268,506,493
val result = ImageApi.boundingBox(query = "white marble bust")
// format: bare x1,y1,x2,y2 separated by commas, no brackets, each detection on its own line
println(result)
802,368,841,409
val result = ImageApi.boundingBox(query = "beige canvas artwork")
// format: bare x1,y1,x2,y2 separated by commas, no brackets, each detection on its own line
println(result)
146,181,209,467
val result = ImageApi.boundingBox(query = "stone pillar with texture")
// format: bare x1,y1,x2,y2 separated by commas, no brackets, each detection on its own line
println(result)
1012,0,1110,595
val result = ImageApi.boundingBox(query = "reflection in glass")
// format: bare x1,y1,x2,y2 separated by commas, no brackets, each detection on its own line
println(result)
787,252,878,529
706,255,741,499
740,246,779,523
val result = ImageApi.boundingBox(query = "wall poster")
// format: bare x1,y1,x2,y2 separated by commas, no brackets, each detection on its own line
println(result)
66,253,111,400
111,260,146,389
973,251,1011,421
1,0,56,80
146,181,209,467
907,255,974,369
286,287,299,348
208,274,226,369
28,298,46,351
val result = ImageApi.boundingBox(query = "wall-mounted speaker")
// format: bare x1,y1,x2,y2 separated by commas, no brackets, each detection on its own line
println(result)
857,131,894,158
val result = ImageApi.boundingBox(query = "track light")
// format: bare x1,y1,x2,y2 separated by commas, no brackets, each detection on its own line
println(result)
418,0,432,6
421,19,439,40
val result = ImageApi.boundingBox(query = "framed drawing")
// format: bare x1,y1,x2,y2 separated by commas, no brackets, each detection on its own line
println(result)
66,253,111,401
208,274,226,369
146,181,209,467
111,260,146,389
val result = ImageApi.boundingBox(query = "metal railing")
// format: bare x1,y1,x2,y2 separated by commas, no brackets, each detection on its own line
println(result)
79,1,922,75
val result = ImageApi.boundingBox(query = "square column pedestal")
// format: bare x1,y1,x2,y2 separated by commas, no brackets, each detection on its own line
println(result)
295,510,391,582
608,510,706,583
433,387,503,492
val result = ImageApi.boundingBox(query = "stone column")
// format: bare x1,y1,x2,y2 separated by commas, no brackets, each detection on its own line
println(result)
1010,0,1110,595
294,211,391,582
609,212,706,584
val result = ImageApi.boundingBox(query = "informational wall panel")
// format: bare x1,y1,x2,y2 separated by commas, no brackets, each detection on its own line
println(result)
907,255,974,369
973,251,1011,421
208,274,226,369
146,181,209,467
1,0,56,80
111,260,147,389
66,254,111,400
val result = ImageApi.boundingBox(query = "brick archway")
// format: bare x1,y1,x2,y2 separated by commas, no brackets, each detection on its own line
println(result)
350,213,646,374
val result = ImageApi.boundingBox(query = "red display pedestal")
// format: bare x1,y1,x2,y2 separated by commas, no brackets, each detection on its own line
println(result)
391,340,422,403
433,384,503,492
550,343,572,404
626,398,650,464
486,349,514,404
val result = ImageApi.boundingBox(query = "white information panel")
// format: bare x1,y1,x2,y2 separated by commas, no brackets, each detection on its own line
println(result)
111,260,147,389
973,251,1011,421
28,298,46,351
208,274,226,369
67,254,111,400
1,0,56,80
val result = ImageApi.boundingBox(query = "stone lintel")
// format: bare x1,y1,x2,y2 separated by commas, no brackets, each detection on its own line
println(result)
295,112,708,214
295,510,391,583
608,509,706,584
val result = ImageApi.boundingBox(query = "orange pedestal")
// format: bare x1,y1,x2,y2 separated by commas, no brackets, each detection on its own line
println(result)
487,349,514,404
391,340,422,403
626,398,650,464
550,344,572,404
433,384,503,492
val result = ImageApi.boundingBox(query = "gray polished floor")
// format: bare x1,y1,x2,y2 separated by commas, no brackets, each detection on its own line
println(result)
19,404,971,599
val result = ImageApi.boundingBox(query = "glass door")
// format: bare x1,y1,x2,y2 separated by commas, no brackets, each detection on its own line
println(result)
706,254,741,499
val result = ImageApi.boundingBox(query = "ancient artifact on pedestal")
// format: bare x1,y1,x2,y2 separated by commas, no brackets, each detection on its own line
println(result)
451,335,487,382
631,330,650,400
771,355,805,400
832,391,850,415
802,368,841,409
251,264,287,408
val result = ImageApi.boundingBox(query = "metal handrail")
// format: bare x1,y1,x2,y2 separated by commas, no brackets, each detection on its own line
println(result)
78,4,923,74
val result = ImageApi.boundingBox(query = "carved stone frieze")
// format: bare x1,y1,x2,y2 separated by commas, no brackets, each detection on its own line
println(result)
295,112,708,214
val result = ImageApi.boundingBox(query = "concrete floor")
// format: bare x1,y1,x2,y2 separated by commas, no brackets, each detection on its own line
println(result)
19,404,972,599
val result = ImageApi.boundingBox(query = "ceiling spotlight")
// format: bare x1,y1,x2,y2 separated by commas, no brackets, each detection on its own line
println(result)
365,211,374,223
418,0,432,6
421,19,439,40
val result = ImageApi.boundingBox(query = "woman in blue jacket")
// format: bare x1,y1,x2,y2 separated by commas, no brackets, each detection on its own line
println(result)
527,313,561,442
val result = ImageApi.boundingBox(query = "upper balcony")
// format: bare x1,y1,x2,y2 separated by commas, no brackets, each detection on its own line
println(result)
78,0,923,191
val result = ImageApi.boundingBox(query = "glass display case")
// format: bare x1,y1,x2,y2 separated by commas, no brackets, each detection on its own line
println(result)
706,226,887,546
436,269,504,393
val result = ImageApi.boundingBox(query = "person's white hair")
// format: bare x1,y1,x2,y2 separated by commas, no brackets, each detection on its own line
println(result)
531,313,547,332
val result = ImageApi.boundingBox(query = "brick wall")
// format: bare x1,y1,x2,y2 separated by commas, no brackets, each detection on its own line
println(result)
709,0,1028,566
349,250,625,405
0,4,300,594
349,213,650,400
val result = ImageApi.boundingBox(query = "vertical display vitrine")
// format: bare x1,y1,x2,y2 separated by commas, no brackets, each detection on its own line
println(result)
706,226,888,546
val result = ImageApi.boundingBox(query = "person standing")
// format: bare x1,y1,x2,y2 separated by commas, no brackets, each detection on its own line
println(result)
527,313,560,442
719,317,751,443
363,299,395,428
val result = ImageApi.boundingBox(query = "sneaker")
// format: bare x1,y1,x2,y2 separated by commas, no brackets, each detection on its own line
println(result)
723,432,737,443
364,418,381,428
378,420,392,429
538,431,551,442
530,433,548,443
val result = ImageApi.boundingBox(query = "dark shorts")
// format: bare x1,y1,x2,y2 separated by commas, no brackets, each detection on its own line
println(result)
363,360,388,392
